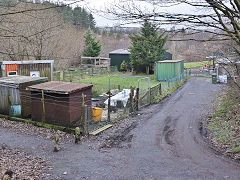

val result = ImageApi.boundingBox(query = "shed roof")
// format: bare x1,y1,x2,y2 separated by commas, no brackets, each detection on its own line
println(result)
0,76,48,87
109,49,131,55
0,60,54,64
157,60,183,63
28,81,93,94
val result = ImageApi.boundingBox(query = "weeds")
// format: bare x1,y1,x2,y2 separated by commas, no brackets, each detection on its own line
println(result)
208,90,240,153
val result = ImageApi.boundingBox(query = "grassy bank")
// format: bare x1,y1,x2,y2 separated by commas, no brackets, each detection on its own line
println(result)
208,90,240,155
184,60,213,68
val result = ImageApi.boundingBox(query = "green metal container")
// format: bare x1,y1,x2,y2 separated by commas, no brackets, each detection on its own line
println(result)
212,73,217,84
155,60,184,81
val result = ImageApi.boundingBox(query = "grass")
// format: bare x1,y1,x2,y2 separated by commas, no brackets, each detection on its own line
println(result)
54,68,162,96
74,75,161,97
184,60,213,68
54,68,187,97
208,90,240,152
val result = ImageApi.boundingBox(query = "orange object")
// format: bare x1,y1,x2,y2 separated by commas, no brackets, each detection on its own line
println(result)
6,64,18,76
92,107,103,122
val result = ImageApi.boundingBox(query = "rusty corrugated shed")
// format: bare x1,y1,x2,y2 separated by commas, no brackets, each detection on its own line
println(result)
28,81,93,94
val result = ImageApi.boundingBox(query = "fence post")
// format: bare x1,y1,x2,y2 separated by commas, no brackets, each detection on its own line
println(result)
41,90,45,123
84,105,88,134
148,77,150,105
108,76,111,122
129,86,134,113
150,86,152,104
70,71,73,82
159,83,162,95
107,91,111,122
81,93,88,135
136,88,139,111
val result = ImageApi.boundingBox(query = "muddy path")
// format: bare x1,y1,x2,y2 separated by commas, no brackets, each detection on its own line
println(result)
1,77,240,180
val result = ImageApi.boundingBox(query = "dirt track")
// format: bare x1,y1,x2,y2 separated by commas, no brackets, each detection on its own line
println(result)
1,77,240,179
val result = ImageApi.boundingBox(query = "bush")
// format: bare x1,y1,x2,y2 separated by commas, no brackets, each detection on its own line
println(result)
120,60,127,72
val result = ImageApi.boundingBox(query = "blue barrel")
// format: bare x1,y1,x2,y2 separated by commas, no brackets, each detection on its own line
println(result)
10,105,21,117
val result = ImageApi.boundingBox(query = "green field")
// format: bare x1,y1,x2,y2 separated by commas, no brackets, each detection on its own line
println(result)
73,75,161,96
54,68,183,97
184,60,213,68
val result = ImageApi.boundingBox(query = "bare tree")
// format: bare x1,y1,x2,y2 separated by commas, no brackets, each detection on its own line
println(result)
106,0,239,50
105,0,240,90
0,2,64,60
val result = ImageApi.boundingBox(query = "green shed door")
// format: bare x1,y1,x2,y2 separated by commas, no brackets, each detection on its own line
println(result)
109,54,131,70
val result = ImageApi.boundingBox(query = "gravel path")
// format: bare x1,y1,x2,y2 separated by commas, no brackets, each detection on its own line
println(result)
0,77,240,180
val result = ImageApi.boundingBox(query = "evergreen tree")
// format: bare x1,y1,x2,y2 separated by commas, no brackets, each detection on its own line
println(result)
130,20,167,74
82,29,101,57
88,14,96,30
57,5,96,30
73,7,82,27
56,4,73,23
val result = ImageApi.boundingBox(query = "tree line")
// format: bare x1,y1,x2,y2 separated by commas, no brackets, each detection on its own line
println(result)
56,4,96,30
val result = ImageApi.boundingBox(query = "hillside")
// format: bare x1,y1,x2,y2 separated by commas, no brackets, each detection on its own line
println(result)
0,1,226,69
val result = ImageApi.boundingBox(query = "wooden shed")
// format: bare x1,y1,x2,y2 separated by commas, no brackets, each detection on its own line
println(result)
0,60,54,81
27,81,93,127
109,49,131,70
0,76,48,117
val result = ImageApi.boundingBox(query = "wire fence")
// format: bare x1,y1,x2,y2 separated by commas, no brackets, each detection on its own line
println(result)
52,68,191,133
1,67,191,135
190,68,212,77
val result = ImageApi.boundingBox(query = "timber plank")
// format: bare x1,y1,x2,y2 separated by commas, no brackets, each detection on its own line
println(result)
89,124,113,136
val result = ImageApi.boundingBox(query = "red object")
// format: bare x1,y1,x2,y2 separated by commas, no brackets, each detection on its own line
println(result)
6,64,18,76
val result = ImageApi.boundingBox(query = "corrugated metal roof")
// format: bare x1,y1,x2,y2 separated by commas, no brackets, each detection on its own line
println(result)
28,81,93,94
1,60,54,64
0,76,48,87
109,49,131,55
157,60,183,63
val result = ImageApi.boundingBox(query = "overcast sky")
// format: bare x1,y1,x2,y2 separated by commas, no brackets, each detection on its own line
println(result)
64,0,201,28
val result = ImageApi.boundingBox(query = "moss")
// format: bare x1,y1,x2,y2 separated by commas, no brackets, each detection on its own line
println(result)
0,114,74,133
233,147,240,153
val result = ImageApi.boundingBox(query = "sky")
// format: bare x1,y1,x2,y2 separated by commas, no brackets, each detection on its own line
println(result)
63,0,202,28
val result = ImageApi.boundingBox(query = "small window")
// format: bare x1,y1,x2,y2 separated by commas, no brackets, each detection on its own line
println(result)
8,71,17,76
30,71,40,77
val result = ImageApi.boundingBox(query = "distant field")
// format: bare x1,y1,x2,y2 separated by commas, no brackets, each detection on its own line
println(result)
184,61,213,68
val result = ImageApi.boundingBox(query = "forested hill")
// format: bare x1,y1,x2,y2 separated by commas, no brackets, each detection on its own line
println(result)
0,0,96,30
56,4,96,30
